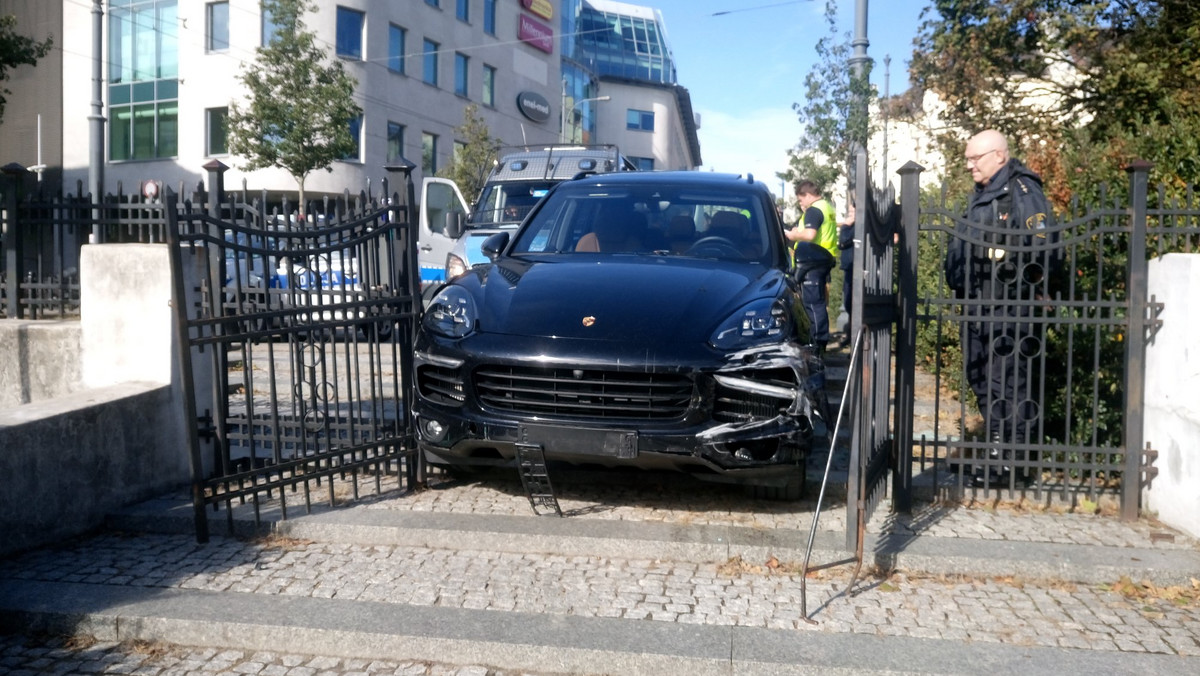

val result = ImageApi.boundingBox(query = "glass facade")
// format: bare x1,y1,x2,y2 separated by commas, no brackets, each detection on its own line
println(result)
561,1,679,143
108,0,179,161
574,2,676,85
560,60,600,144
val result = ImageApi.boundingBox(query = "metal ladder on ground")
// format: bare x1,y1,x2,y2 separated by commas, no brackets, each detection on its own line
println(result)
515,442,562,516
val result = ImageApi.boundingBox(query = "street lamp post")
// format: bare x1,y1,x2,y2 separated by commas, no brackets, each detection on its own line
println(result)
561,95,611,144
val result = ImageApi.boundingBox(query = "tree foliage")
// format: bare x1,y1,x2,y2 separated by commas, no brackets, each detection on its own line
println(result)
909,1,1200,454
227,0,361,214
438,104,501,202
910,0,1200,203
785,0,874,196
0,14,52,125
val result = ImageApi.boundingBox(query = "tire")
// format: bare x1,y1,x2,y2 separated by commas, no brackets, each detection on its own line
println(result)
748,463,808,501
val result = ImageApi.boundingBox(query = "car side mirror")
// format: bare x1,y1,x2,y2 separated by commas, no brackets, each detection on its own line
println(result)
481,232,509,260
445,211,465,239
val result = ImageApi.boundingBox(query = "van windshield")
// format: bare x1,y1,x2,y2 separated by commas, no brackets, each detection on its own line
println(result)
469,181,556,227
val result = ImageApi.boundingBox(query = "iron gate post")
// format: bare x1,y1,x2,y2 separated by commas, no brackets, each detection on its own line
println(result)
1122,160,1152,521
2,163,28,319
893,161,925,513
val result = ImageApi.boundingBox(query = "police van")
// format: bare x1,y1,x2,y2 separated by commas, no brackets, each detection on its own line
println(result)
418,145,636,297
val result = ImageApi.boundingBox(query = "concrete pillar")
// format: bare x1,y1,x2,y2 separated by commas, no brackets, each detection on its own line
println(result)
1143,254,1200,538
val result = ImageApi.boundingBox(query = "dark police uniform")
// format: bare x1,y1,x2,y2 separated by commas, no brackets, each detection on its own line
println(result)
944,158,1059,475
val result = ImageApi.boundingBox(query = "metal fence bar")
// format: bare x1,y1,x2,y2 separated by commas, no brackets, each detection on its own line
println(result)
1122,161,1151,520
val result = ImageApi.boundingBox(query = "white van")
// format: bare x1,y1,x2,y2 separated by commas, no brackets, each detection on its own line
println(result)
418,145,635,297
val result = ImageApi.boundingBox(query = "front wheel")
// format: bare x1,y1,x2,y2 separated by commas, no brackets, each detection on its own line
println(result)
747,463,807,501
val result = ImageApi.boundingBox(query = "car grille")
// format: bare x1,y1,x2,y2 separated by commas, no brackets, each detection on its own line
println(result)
417,364,465,405
474,365,693,420
713,367,798,423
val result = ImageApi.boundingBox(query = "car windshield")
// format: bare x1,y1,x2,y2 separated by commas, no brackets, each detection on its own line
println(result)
510,185,774,264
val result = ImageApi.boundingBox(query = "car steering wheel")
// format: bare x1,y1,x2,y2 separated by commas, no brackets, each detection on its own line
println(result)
686,236,743,258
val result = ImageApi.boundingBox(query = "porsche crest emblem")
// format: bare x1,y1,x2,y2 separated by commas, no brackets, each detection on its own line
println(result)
582,316,596,327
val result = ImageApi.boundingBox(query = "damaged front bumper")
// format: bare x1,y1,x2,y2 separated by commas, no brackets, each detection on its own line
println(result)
412,340,822,484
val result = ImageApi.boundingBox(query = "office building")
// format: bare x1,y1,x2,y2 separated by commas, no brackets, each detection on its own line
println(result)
0,1,699,203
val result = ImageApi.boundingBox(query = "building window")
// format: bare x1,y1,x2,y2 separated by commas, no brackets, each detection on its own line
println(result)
387,121,405,164
626,109,655,132
456,0,469,22
336,6,364,60
453,141,467,166
108,0,179,160
388,24,405,74
261,4,281,45
483,0,496,35
425,0,439,7
422,39,439,86
482,65,496,107
422,132,438,174
342,114,362,161
206,2,228,51
454,53,469,97
206,107,228,155
630,156,655,171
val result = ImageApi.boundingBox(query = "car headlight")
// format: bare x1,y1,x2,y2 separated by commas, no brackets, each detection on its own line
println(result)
423,285,477,338
710,297,790,349
446,253,468,281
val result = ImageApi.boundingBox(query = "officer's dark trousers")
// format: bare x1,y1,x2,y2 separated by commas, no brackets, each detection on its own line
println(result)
963,314,1042,446
801,267,831,350
841,264,853,325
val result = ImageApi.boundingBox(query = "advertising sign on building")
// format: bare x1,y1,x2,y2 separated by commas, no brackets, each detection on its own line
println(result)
518,14,554,54
521,0,554,20
516,91,552,122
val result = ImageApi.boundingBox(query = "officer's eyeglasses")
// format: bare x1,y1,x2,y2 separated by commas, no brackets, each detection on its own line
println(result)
965,148,999,166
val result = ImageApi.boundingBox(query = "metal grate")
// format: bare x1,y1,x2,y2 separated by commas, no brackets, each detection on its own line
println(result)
474,365,692,420
417,364,466,404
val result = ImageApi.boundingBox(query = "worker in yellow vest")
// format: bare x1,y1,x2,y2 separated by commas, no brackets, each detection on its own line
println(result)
786,180,838,353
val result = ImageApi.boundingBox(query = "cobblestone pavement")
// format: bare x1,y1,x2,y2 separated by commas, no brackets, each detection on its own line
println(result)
0,633,554,676
357,468,1195,551
3,471,1200,676
3,468,1199,674
2,528,1199,650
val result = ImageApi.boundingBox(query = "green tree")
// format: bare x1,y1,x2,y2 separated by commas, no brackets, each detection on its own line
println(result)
0,14,52,125
785,0,874,194
226,0,361,216
438,103,501,202
909,1,1200,454
910,0,1200,203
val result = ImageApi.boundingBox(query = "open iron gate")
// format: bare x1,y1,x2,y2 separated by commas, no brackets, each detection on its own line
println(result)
843,152,903,552
166,175,421,542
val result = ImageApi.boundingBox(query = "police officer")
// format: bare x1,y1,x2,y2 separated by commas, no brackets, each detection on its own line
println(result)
836,203,856,346
787,180,839,354
944,130,1058,485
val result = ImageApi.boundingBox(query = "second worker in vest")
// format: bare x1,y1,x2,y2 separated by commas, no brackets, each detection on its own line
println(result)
787,180,839,354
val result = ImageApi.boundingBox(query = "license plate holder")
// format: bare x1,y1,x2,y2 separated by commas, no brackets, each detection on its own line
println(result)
517,423,637,459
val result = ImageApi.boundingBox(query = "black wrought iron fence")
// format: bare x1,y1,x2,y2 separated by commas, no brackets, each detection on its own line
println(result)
165,171,421,542
896,161,1195,518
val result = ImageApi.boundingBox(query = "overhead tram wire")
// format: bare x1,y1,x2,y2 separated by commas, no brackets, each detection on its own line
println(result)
712,0,813,17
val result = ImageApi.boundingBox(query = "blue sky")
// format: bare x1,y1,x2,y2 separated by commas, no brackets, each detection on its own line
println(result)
633,0,927,195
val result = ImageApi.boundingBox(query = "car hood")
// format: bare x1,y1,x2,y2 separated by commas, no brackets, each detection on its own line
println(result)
465,257,784,343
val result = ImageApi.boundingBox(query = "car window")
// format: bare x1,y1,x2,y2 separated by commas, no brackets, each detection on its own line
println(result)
510,185,772,263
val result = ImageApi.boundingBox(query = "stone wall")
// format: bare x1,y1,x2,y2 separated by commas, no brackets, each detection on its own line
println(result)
0,244,202,557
